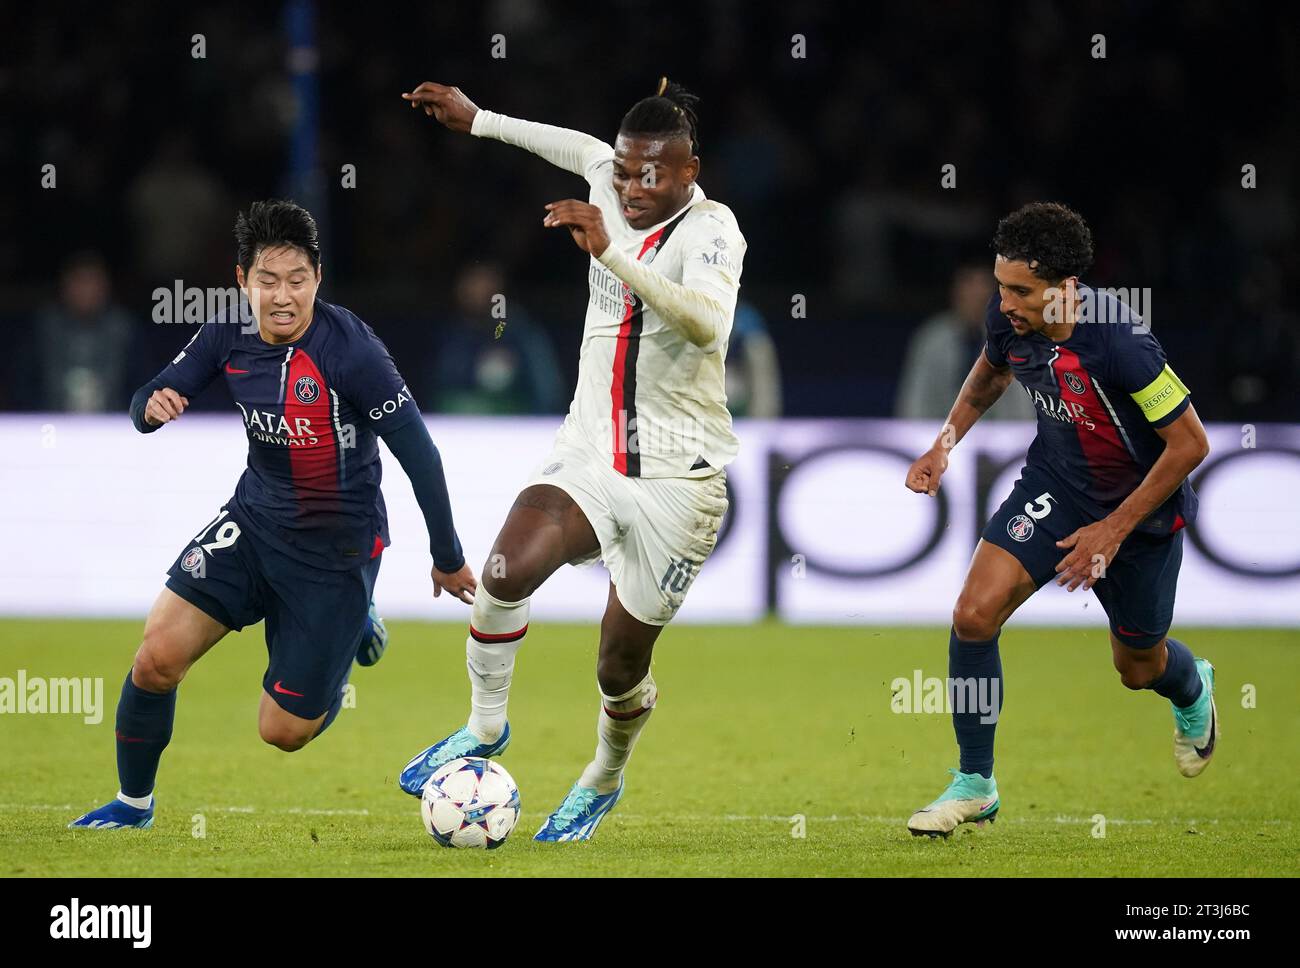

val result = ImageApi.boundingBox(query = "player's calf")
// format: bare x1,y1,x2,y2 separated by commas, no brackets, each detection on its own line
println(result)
1110,636,1167,689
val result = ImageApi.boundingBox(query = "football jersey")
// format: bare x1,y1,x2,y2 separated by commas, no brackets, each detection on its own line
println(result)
984,287,1198,534
572,164,746,478
470,109,746,477
146,298,422,569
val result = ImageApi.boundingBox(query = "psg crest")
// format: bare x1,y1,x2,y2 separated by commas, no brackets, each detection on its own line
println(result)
294,375,320,404
1007,514,1034,543
180,546,205,575
1063,371,1086,395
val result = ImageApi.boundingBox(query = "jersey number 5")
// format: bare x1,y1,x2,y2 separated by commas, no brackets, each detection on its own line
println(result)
1023,492,1056,520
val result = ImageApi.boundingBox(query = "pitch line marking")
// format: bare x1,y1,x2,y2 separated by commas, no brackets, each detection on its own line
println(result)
8,803,1285,827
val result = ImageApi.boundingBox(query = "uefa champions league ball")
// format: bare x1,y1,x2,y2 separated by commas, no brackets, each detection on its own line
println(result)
420,757,521,849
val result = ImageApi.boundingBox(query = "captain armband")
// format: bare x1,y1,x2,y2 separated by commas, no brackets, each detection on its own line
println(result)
1130,364,1190,423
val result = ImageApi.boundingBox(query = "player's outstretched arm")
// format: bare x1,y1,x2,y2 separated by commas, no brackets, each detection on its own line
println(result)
905,351,1013,496
379,418,477,605
402,81,612,179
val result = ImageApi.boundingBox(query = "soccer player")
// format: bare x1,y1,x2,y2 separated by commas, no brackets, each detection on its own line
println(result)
395,78,744,841
904,202,1217,837
70,200,476,830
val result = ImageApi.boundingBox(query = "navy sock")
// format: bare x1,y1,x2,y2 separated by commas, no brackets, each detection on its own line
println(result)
1148,637,1202,707
115,671,177,799
949,627,1003,779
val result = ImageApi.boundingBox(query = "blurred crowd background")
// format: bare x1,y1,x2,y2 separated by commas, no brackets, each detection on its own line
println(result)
2,0,1296,421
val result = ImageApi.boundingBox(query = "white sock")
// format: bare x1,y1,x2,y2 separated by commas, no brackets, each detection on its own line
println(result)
116,790,153,810
579,672,658,794
465,586,529,743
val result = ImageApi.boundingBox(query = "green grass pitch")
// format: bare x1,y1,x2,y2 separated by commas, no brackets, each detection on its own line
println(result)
1,619,1296,876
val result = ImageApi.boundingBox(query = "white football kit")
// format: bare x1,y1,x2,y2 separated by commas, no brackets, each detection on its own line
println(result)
472,109,746,624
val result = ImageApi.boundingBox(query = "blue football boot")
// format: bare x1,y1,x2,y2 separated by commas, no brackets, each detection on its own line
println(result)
356,601,388,667
69,797,155,830
534,779,624,842
398,723,511,797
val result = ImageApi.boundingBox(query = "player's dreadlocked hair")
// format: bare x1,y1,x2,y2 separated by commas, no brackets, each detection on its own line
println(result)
619,76,701,155
234,199,321,275
992,202,1094,281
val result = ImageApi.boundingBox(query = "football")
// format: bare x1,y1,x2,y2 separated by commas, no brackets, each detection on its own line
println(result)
419,757,521,849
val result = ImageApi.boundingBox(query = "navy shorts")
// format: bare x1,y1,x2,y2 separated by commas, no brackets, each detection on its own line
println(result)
164,503,381,719
983,469,1183,648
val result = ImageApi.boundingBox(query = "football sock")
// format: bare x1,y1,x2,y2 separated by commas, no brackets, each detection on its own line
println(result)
115,671,176,799
115,790,153,810
466,587,529,743
949,627,1002,780
579,671,658,795
1149,637,1203,708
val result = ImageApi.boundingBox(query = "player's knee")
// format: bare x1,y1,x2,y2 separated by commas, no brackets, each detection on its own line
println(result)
481,545,544,602
952,599,1001,642
482,569,535,604
596,651,644,697
132,638,184,693
258,720,313,752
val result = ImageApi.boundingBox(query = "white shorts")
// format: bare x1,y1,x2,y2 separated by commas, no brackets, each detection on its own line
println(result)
524,429,729,626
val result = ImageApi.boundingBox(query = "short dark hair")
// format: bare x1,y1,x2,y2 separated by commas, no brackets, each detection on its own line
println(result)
234,199,321,275
992,202,1093,281
619,77,700,155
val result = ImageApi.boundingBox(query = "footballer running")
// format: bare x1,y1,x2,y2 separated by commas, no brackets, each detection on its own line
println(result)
904,202,1216,837
396,77,745,841
70,200,476,830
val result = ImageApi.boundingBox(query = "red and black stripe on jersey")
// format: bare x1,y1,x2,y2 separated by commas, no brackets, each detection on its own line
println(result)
281,347,343,516
984,288,1197,535
149,299,419,568
610,208,692,477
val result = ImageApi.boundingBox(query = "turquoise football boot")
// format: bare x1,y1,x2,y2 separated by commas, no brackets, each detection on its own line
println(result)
1173,658,1219,777
908,768,999,838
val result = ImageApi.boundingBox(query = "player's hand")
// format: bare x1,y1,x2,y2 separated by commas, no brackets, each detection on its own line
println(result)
905,447,949,497
431,562,478,605
401,82,479,133
543,200,611,258
1054,519,1128,592
144,387,189,427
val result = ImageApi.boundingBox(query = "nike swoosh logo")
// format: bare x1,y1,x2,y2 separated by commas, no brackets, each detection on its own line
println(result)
225,363,249,374
1195,714,1216,758
1117,626,1145,637
273,681,304,697
1009,355,1029,363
